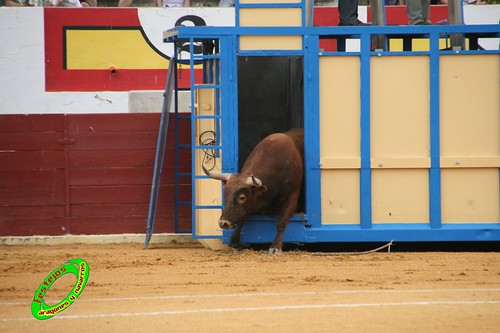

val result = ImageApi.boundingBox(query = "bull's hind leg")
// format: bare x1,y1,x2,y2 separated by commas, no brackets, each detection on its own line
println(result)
269,219,287,255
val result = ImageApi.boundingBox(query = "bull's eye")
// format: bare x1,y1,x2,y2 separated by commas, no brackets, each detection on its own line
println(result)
237,193,246,205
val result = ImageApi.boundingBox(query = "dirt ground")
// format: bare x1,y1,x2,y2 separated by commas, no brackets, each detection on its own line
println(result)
1,243,499,332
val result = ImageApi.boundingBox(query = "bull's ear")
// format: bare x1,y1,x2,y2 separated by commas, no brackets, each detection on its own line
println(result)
254,185,267,197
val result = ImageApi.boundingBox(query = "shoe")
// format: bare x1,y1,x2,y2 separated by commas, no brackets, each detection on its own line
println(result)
339,19,371,26
416,22,432,25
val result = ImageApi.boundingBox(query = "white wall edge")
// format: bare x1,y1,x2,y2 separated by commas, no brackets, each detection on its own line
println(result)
0,233,202,247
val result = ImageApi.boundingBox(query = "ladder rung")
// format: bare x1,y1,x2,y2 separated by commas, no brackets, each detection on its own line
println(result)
194,145,223,149
193,54,221,60
194,84,221,89
193,114,222,119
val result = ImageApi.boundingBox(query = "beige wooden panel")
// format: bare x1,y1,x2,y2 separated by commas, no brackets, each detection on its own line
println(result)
371,157,430,169
194,87,224,250
441,169,500,223
372,169,429,223
440,55,500,159
321,158,360,169
239,8,302,27
237,1,303,50
319,57,361,225
371,56,430,159
441,156,500,168
239,36,302,50
321,170,360,224
319,56,360,164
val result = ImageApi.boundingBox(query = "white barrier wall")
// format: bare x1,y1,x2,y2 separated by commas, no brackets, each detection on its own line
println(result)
0,6,498,115
0,7,235,115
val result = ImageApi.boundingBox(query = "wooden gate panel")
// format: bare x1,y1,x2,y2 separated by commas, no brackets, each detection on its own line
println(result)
0,113,191,236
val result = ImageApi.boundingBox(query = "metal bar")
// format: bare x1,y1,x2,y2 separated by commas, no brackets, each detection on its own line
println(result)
305,0,313,27
448,0,465,49
359,31,372,229
371,0,386,51
167,24,500,39
189,36,199,240
303,34,321,228
145,57,176,248
173,41,186,234
193,84,222,89
429,30,442,229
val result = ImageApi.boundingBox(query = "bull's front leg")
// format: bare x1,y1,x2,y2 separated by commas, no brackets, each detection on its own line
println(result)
228,223,244,250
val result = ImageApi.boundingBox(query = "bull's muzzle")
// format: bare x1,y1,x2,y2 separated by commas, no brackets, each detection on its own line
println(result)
219,219,233,230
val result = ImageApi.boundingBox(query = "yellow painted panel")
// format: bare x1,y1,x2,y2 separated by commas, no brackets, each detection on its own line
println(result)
440,55,500,158
320,158,360,169
240,8,302,26
371,157,430,169
441,156,500,168
441,169,500,223
372,169,429,223
319,56,360,161
194,88,223,249
388,38,451,52
239,36,302,50
371,56,430,159
66,30,167,69
321,170,360,224
194,175,224,249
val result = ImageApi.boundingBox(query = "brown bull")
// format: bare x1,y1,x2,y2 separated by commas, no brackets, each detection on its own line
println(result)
203,128,304,254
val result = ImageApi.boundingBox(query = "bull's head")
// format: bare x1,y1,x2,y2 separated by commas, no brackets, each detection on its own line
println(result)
202,165,266,230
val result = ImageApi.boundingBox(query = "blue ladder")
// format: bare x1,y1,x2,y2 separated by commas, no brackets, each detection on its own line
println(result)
145,58,175,248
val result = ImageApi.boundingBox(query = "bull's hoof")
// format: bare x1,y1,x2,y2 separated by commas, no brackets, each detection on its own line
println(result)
268,247,283,255
228,243,247,251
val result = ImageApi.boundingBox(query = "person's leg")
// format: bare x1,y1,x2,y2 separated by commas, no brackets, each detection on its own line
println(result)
118,0,133,7
406,0,424,25
338,0,358,25
422,0,431,24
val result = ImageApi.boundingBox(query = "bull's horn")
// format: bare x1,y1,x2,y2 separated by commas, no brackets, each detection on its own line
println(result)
246,174,263,188
202,164,232,182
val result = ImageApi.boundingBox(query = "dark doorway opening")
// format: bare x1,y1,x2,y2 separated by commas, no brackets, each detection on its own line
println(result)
237,56,305,212
237,56,304,169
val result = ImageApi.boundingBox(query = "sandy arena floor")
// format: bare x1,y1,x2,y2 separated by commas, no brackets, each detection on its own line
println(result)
1,243,499,332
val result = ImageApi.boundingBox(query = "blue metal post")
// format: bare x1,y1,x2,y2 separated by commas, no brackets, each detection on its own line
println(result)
303,34,321,227
359,30,372,229
429,30,442,229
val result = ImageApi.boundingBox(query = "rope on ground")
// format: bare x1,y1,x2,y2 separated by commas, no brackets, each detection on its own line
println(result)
310,240,394,257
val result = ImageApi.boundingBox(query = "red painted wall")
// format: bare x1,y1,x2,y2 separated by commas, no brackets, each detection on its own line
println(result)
43,6,448,92
0,114,191,236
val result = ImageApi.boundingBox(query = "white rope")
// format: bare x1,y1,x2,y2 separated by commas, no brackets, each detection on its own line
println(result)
310,240,394,256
